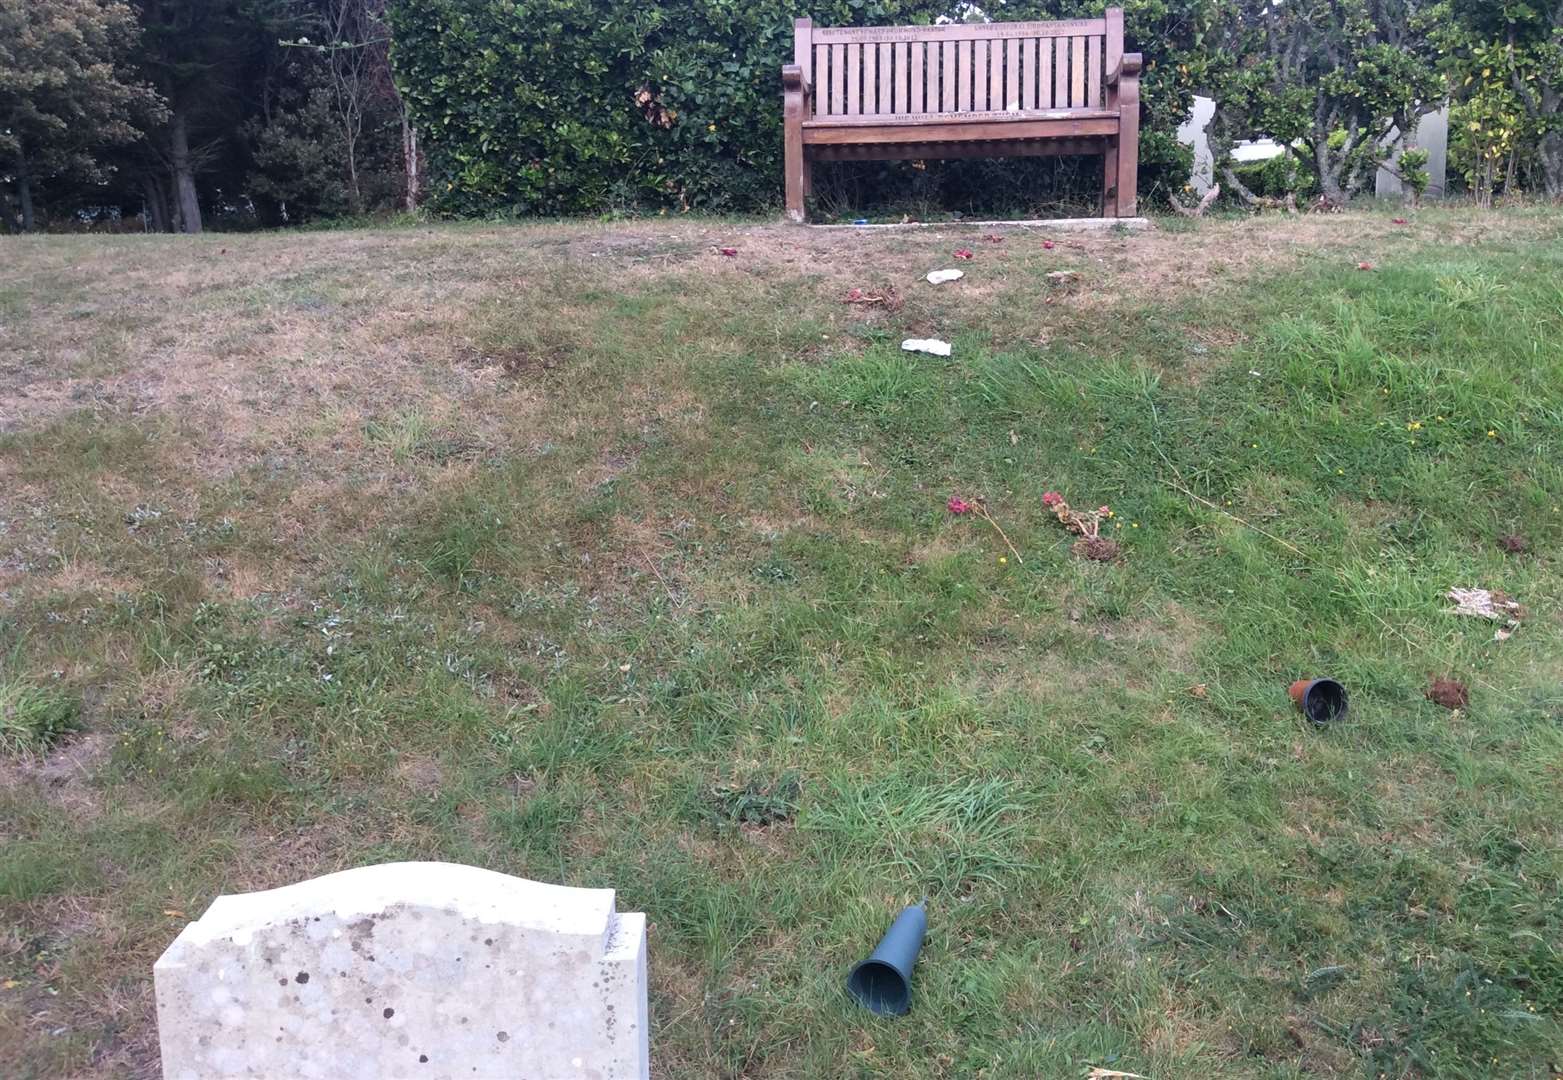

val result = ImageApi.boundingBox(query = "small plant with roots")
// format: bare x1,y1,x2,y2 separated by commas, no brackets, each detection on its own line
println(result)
1042,491,1121,562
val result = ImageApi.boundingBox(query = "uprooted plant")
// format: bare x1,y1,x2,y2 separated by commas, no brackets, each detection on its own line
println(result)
1042,491,1122,562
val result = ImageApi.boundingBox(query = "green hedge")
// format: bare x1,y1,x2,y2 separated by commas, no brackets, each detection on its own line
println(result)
388,0,1203,216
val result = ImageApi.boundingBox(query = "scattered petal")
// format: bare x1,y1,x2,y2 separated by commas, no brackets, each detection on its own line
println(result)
947,496,973,515
953,248,974,260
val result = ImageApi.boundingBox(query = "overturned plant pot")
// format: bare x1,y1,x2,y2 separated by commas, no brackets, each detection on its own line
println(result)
1289,677,1348,726
846,902,927,1017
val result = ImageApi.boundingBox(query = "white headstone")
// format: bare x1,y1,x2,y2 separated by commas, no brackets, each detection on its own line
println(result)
153,862,649,1079
1376,108,1450,199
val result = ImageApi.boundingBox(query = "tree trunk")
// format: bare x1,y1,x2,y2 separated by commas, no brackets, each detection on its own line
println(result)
17,154,36,232
1314,141,1347,207
142,176,170,232
345,134,362,215
402,116,419,212
169,107,203,234
1540,130,1563,200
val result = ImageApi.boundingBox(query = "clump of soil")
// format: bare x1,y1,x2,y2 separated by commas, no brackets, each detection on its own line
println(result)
1426,676,1469,710
1497,534,1529,554
1072,537,1122,562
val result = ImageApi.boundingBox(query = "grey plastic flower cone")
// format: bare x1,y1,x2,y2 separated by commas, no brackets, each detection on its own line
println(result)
846,902,927,1016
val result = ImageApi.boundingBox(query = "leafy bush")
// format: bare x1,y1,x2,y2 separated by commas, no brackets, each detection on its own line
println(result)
1397,146,1430,202
1230,152,1319,200
388,0,1204,216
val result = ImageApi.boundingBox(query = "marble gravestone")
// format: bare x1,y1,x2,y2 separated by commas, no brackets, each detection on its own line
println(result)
154,862,648,1079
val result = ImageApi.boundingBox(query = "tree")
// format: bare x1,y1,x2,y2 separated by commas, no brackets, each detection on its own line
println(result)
0,0,162,231
131,0,288,232
1432,0,1563,199
282,0,417,215
1203,0,1443,206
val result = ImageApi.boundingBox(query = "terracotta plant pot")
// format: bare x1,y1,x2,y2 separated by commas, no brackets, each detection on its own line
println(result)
1289,678,1349,726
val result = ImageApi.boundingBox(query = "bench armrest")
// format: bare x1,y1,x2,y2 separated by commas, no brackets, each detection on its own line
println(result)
1107,52,1143,87
782,64,810,96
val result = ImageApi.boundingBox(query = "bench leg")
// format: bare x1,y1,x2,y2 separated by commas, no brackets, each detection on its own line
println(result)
783,107,807,223
1102,141,1119,218
1115,114,1139,218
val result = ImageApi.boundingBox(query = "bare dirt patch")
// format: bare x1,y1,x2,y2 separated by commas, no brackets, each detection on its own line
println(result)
0,730,111,818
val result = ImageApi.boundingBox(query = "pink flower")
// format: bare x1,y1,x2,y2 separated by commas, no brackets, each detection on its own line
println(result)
720,247,738,257
1042,492,1063,508
1042,240,1056,250
1357,261,1374,271
947,496,973,515
1392,218,1408,225
954,248,974,260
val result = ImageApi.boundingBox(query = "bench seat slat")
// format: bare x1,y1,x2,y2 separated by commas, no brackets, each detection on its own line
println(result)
804,107,1115,128
803,114,1119,146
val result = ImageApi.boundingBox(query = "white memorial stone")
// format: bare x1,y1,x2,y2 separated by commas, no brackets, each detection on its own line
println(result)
154,862,648,1080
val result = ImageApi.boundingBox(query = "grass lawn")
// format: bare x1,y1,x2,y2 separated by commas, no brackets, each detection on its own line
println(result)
2,207,1562,1078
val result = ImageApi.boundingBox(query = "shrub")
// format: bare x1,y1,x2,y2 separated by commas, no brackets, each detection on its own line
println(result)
1230,152,1319,200
388,0,1205,216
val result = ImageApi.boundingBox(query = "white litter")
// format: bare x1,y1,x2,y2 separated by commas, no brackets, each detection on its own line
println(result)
925,269,965,284
901,338,952,357
1447,586,1525,641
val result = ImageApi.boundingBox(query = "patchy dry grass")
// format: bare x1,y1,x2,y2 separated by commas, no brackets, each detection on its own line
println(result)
3,206,1563,1078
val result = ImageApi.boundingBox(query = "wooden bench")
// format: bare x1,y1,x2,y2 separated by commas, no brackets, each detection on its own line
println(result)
782,9,1142,222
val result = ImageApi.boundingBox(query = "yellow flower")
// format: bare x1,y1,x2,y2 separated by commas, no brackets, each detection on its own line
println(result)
1251,442,1258,448
707,123,717,132
1132,522,1140,528
1406,421,1422,431
1336,468,1344,475
1487,430,1497,437
998,556,1007,564
1436,415,1445,421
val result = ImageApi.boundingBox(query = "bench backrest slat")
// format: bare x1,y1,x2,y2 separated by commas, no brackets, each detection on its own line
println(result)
796,14,1120,118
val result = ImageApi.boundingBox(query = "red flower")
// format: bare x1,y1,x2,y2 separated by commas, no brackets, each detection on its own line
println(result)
954,248,974,260
947,496,973,515
1357,261,1374,271
1391,218,1408,225
1042,491,1063,507
720,247,738,257
1042,240,1056,250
